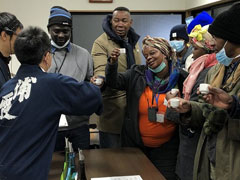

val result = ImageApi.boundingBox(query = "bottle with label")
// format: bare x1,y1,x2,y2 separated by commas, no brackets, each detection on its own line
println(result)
77,148,87,180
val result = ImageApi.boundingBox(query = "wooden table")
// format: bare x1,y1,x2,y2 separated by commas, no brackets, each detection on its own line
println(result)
49,148,166,180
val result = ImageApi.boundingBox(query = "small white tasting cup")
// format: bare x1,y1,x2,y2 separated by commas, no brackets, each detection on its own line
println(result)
95,78,103,85
171,88,179,94
119,48,126,54
199,83,210,94
170,98,180,108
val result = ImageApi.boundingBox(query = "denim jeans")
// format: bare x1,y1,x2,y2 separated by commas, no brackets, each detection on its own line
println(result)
54,124,90,152
99,131,121,148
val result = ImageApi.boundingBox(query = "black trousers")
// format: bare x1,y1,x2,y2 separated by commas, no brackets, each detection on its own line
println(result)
142,132,179,180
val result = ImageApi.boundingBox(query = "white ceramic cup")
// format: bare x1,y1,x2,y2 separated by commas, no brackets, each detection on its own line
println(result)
199,83,209,94
170,98,180,108
119,48,126,54
171,88,179,94
95,78,103,85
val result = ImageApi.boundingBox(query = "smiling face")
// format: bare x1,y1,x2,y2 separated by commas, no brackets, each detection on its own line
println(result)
111,10,132,38
48,24,71,46
143,45,166,69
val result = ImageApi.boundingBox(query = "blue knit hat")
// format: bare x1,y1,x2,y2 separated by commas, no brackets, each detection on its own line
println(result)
187,11,213,34
47,6,72,28
170,24,189,42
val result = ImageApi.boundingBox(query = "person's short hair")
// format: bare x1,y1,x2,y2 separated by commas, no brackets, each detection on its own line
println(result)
47,6,72,28
113,7,130,14
14,26,51,65
0,12,23,36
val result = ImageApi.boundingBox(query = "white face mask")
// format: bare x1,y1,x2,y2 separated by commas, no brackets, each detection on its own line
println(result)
51,39,70,49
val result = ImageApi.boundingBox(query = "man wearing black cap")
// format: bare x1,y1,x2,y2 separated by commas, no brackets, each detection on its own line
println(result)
169,24,193,70
169,3,240,180
0,12,23,88
47,6,93,151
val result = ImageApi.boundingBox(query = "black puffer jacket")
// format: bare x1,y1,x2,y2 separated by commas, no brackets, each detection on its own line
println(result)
106,62,185,148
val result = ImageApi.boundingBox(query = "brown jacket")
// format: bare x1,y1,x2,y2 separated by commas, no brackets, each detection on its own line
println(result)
91,32,142,133
189,63,240,180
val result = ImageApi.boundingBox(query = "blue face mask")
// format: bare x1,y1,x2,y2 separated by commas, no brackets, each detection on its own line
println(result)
185,16,194,27
169,40,185,53
148,61,166,73
216,41,240,66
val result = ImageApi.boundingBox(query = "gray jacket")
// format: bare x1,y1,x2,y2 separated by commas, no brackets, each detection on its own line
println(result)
48,42,93,130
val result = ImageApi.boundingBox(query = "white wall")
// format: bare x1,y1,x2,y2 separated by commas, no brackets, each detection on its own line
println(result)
0,0,186,32
185,0,231,10
0,0,187,74
0,0,227,74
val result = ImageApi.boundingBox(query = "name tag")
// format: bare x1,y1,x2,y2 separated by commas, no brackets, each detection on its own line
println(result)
156,112,164,123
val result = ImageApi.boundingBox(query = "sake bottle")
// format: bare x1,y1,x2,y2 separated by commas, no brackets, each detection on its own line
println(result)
65,142,76,180
77,148,87,180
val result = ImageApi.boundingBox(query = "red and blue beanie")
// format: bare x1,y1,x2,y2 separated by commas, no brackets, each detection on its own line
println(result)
47,6,72,28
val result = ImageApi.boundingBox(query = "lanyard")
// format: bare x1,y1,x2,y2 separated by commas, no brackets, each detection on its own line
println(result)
152,92,160,107
53,51,68,73
145,88,161,108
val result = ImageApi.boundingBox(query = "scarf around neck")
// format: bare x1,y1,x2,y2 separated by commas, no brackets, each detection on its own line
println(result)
145,62,180,94
211,60,240,92
183,53,217,100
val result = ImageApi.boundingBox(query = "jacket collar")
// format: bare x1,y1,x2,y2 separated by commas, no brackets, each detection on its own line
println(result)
15,64,44,77
0,51,11,64
133,65,147,76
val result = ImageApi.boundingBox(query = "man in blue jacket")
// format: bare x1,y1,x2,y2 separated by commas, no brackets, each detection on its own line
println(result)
0,26,103,180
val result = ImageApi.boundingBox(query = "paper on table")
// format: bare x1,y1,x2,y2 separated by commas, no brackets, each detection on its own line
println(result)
58,114,68,127
91,175,142,180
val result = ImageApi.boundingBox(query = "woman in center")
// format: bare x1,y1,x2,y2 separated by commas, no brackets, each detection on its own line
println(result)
106,36,181,180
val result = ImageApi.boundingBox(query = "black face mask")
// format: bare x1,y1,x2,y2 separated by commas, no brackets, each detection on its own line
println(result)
49,25,71,46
